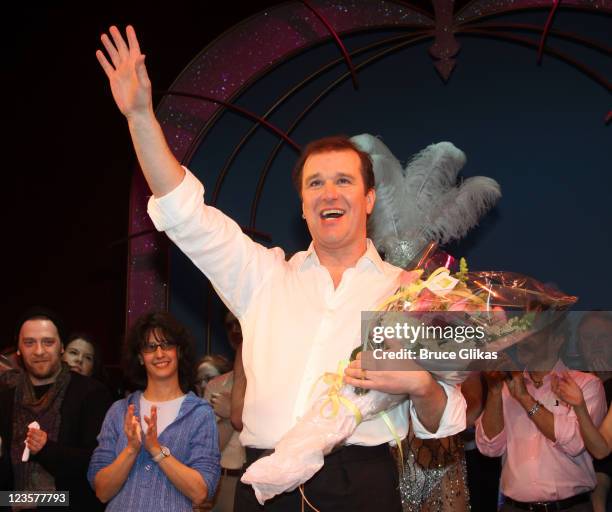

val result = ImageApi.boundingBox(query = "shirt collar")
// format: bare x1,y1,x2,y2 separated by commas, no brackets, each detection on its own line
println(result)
298,239,385,274
523,359,567,383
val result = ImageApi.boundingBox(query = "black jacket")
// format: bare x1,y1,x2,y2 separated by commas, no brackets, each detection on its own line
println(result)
0,372,112,511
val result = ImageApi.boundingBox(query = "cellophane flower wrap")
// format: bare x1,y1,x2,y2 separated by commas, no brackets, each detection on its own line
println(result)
241,258,576,504
367,258,577,384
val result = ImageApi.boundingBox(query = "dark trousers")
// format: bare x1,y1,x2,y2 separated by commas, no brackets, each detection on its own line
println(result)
234,444,402,512
465,448,502,512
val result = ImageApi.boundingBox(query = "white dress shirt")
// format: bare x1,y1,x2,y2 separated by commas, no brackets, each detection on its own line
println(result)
148,169,466,449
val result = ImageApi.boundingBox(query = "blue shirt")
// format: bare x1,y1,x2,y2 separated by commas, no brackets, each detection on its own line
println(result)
88,391,220,511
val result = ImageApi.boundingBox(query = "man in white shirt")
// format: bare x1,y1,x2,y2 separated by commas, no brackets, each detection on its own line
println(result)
96,25,466,511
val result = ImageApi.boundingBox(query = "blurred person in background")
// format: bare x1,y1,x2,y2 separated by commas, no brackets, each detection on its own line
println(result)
203,310,246,512
577,312,612,385
195,354,231,397
0,345,21,388
62,332,100,378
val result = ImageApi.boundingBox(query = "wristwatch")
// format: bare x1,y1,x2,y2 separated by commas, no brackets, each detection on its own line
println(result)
527,400,541,418
152,446,171,463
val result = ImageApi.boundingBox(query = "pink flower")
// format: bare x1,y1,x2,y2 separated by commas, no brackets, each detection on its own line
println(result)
410,289,442,311
399,270,421,287
447,298,474,312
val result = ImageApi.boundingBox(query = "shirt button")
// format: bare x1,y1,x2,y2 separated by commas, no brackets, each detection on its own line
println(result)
145,464,152,471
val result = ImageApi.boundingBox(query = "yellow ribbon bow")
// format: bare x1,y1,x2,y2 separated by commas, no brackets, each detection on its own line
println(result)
311,361,363,425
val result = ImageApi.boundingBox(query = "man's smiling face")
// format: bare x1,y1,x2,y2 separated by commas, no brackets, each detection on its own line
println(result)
18,319,63,382
301,149,375,255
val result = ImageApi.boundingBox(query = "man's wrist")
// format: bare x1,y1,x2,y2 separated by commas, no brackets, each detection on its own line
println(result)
410,376,445,406
529,401,543,418
488,385,503,397
573,401,588,415
519,395,536,411
410,372,437,399
126,107,156,126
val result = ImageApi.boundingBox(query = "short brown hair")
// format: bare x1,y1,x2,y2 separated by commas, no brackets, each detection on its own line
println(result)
292,135,375,197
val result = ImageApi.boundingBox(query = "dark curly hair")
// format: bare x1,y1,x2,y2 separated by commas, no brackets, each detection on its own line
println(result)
123,312,196,393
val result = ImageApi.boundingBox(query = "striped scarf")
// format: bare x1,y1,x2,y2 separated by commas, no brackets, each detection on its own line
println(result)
11,364,71,492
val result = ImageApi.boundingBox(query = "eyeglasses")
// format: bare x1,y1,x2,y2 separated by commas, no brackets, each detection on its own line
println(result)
141,340,177,353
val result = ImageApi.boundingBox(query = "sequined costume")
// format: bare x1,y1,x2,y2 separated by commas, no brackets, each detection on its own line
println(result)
395,420,470,512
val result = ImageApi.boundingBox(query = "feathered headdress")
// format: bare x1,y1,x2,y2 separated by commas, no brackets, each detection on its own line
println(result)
351,134,501,268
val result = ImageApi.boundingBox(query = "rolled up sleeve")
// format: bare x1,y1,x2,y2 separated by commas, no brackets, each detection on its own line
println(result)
147,168,204,232
475,414,507,457
411,381,466,439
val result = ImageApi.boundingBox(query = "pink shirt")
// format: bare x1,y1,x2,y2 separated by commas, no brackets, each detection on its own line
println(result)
475,361,607,502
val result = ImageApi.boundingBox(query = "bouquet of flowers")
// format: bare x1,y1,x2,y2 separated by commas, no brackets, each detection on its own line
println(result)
363,257,576,383
241,258,576,504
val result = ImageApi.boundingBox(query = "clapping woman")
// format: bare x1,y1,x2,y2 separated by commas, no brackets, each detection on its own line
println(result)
87,312,220,511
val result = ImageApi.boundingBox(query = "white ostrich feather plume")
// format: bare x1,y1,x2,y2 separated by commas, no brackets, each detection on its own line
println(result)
351,134,501,265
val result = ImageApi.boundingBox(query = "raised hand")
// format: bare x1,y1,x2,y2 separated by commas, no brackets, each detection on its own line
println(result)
482,371,507,394
96,25,152,119
552,371,585,408
143,405,161,455
123,404,142,454
505,371,532,406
